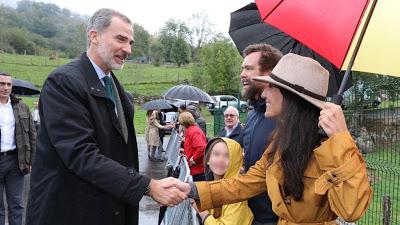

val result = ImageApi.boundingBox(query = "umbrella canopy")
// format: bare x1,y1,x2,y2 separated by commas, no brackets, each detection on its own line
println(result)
12,78,40,96
142,99,172,110
162,85,215,103
255,0,400,77
229,3,351,96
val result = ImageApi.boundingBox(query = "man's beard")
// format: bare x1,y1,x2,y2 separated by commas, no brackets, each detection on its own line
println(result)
97,43,125,71
241,81,263,101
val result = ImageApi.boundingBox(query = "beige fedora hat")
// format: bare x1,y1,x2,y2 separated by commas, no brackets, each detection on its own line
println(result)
252,53,329,109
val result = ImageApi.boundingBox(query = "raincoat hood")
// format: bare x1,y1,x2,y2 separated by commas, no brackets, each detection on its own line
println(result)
204,137,243,180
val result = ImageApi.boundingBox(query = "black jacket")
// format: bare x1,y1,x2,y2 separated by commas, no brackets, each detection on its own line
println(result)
217,123,242,143
0,95,36,174
26,53,150,225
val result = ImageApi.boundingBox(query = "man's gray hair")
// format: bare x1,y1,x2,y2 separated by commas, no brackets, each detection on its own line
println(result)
224,106,240,117
86,8,132,48
0,71,11,77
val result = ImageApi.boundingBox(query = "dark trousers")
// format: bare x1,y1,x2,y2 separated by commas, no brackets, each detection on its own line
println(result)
0,153,24,225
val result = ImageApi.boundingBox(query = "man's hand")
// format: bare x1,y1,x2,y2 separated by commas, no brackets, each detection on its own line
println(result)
161,179,191,196
148,177,188,206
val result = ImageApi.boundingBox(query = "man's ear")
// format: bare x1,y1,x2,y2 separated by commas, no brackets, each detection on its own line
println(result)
262,70,272,76
88,29,99,46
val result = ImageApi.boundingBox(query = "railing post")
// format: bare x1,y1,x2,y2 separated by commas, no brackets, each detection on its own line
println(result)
383,195,391,225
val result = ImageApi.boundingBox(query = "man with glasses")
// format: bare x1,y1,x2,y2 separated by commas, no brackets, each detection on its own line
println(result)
217,106,242,142
0,72,36,225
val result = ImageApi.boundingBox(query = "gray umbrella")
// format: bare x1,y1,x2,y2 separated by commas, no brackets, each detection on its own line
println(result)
162,85,215,103
12,78,40,96
142,99,172,110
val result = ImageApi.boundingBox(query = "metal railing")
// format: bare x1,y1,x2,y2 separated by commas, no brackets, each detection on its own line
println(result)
162,130,200,225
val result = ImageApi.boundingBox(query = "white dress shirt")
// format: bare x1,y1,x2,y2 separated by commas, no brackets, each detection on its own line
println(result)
88,56,118,115
0,97,16,152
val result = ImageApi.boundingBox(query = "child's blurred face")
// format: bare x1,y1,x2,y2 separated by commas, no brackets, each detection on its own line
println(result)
207,142,230,178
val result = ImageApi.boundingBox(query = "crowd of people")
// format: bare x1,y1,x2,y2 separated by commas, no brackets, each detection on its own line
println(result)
0,8,373,225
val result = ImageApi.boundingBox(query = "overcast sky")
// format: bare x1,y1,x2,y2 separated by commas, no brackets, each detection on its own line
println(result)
30,0,253,35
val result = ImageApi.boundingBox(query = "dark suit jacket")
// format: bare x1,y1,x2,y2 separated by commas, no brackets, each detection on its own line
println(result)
26,53,150,225
217,123,243,143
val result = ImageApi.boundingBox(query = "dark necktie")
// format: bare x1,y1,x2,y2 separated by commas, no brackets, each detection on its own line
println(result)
103,76,116,104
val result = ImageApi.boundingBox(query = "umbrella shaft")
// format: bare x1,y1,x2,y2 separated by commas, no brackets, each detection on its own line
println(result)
339,0,377,95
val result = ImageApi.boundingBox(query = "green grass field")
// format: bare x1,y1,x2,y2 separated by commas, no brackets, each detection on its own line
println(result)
0,53,191,96
358,148,400,225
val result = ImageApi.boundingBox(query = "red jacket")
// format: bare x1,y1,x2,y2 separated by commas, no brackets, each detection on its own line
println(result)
183,125,207,176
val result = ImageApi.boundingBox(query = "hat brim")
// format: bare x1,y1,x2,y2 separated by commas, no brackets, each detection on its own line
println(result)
252,76,325,109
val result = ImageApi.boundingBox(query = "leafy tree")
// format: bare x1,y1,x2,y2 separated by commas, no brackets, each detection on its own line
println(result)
131,23,150,58
2,27,35,54
149,39,164,66
188,12,215,59
171,35,191,67
192,39,242,95
159,19,191,63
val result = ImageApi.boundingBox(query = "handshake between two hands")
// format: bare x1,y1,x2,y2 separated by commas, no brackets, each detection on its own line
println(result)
147,177,191,207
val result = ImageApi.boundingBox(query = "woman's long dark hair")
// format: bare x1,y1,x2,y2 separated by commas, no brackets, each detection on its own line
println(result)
267,87,322,201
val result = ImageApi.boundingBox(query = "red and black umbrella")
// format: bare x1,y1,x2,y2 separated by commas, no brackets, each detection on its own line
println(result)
229,3,351,97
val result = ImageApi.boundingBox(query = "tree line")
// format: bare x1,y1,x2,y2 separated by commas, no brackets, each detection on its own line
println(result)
0,1,243,95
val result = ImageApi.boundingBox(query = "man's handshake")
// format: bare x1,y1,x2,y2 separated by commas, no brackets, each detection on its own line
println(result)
147,177,191,207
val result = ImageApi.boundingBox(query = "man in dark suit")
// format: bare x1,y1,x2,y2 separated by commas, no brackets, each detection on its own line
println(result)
217,106,242,142
26,9,187,225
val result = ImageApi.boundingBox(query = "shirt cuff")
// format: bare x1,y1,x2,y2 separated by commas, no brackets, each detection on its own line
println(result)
189,182,199,199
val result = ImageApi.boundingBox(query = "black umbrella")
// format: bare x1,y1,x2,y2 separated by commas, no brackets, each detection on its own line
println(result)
229,3,351,97
142,99,172,110
162,85,215,103
12,78,40,96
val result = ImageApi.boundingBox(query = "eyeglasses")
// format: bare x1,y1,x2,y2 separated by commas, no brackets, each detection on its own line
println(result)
224,114,237,118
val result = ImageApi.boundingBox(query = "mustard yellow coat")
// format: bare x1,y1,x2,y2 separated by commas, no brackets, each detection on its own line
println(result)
203,138,253,225
196,132,372,225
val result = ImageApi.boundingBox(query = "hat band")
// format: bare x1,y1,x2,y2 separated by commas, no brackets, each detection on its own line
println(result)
270,74,326,101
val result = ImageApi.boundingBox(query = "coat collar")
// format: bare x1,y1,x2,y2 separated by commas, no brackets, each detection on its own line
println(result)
10,94,20,105
78,53,110,100
78,53,133,140
249,98,266,112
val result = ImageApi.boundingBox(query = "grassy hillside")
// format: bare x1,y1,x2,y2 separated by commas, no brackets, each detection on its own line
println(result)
0,53,191,96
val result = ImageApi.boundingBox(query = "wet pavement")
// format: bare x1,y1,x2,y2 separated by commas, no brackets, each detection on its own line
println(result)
138,135,170,225
4,135,169,225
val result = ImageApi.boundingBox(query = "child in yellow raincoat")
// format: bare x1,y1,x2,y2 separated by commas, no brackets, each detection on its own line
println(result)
192,137,253,225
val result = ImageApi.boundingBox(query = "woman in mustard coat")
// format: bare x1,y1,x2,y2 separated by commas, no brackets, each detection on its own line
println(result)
181,54,372,225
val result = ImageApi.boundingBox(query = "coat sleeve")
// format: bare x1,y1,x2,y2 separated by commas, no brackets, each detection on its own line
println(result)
153,118,164,129
195,151,268,210
313,131,372,222
190,129,206,163
204,202,253,225
26,105,37,165
40,72,150,206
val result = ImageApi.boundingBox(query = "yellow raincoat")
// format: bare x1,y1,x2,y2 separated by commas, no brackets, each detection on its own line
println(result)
196,132,372,225
203,138,253,225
